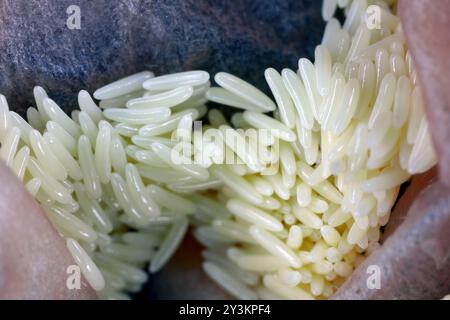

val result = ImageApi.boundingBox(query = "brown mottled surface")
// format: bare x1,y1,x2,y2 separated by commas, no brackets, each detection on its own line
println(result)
399,0,450,188
0,161,96,299
332,180,450,299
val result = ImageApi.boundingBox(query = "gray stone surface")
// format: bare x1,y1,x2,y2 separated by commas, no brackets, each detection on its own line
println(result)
0,0,323,114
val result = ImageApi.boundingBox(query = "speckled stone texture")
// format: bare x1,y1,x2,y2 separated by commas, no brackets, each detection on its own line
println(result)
0,0,323,114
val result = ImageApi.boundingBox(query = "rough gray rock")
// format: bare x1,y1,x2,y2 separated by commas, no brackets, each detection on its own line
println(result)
0,0,323,114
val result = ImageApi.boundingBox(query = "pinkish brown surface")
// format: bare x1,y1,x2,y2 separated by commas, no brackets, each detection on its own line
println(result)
332,179,450,299
399,0,450,188
0,161,96,299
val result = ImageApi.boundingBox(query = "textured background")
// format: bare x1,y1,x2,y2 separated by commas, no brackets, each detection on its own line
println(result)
0,0,323,114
